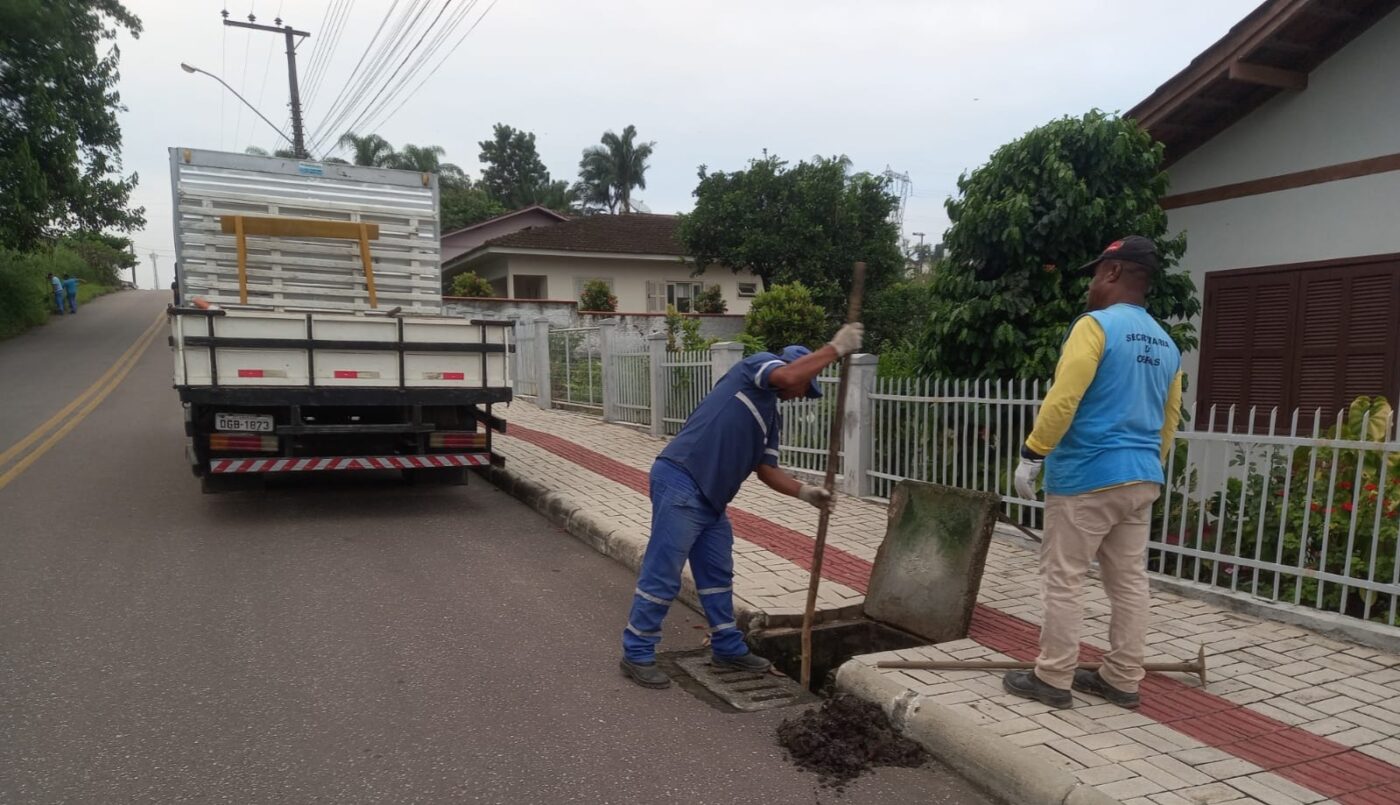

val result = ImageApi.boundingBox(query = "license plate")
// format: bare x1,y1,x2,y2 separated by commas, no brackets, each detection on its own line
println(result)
215,413,275,433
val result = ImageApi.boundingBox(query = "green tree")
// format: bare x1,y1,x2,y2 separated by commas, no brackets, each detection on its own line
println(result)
450,271,494,297
0,0,145,250
441,184,506,231
679,154,902,325
577,124,655,214
916,111,1200,379
743,283,827,353
336,132,396,167
478,124,552,208
693,284,727,314
388,143,467,187
864,275,934,353
61,231,135,285
578,279,617,312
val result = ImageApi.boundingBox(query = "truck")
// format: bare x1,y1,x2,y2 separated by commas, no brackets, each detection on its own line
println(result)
166,147,511,492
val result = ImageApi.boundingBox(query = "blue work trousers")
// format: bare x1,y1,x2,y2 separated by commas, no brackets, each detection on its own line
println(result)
622,459,746,663
53,291,66,314
65,290,78,313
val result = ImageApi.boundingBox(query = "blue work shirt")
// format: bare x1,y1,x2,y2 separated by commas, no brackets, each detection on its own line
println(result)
1045,304,1181,496
50,276,62,291
657,352,786,509
62,278,79,296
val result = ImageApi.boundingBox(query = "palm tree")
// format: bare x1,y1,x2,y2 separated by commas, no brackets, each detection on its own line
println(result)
387,143,467,188
336,132,396,167
577,125,654,213
245,145,297,158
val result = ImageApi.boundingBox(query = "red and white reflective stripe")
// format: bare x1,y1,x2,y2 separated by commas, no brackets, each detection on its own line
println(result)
332,370,380,379
209,454,490,473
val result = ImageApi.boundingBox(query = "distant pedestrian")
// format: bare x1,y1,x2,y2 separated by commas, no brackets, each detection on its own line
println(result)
1007,236,1183,711
47,274,65,315
62,274,82,313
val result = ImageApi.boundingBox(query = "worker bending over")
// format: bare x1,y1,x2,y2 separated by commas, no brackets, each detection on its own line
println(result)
1008,236,1182,710
620,324,863,688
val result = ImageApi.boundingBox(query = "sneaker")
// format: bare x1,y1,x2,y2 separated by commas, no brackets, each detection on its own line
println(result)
1002,670,1072,709
712,652,772,673
619,659,671,689
1073,669,1140,709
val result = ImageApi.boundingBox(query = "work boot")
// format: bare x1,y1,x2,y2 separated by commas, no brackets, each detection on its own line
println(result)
712,652,772,673
1073,669,1140,709
619,659,671,689
1002,670,1072,709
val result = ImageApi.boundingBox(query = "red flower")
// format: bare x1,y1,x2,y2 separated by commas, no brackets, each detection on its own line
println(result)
1338,481,1353,491
1341,501,1354,513
1310,502,1322,512
1364,483,1378,492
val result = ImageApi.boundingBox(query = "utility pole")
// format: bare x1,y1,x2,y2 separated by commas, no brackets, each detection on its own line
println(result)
148,252,160,291
222,10,311,158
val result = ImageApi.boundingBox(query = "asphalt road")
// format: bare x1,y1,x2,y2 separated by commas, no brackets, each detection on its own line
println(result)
0,292,993,804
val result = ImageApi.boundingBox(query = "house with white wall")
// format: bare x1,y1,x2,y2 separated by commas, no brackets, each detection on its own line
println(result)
440,205,568,270
1129,0,1400,426
443,213,763,314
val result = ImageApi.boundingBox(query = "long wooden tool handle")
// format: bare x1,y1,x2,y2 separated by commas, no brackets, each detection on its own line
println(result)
800,262,866,689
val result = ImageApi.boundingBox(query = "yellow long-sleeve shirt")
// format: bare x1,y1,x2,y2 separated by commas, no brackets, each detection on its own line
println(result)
1025,316,1183,463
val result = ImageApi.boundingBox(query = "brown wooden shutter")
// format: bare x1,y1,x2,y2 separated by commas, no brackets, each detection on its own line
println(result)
1199,257,1400,432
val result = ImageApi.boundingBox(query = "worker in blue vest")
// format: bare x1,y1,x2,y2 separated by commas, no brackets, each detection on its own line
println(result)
47,274,66,315
62,274,82,313
1008,236,1183,710
620,324,864,688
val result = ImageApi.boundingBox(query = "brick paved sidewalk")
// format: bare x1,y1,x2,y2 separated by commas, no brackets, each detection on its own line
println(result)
494,404,1400,805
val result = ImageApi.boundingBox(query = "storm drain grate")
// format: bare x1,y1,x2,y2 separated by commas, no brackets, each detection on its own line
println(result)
669,652,811,712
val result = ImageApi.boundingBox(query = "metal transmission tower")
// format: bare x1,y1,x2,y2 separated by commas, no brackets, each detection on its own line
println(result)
223,10,311,158
882,166,912,232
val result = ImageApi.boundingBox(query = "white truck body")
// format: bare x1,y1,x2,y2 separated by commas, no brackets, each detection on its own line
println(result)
165,148,511,491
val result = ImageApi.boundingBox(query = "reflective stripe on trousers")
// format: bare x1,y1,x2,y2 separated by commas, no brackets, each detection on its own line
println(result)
622,459,746,663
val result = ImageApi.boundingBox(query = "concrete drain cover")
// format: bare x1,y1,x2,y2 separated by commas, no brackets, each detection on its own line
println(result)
670,652,809,712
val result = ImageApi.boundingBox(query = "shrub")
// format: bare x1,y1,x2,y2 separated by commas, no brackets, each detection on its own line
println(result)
0,248,50,338
693,284,727,314
664,305,711,351
579,279,617,312
743,282,826,353
450,271,494,297
733,332,767,356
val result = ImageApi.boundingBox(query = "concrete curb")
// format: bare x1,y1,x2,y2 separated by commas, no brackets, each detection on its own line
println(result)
835,661,1121,805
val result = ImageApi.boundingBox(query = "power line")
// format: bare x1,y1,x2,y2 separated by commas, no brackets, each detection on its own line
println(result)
308,0,432,152
302,0,355,114
363,0,499,134
305,0,401,148
356,0,479,131
298,0,338,107
232,7,254,146
311,0,430,152
330,0,456,147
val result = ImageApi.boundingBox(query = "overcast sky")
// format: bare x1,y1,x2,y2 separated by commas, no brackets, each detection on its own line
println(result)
115,0,1261,289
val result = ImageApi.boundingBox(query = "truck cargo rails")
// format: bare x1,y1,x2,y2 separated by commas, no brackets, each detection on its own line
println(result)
166,147,513,492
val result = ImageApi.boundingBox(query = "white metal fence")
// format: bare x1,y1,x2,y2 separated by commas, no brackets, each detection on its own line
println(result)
548,327,603,412
779,366,844,476
513,322,538,398
659,349,713,435
1154,402,1400,627
517,324,1399,628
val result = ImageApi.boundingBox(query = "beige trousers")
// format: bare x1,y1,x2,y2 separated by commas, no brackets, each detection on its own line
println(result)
1034,482,1161,692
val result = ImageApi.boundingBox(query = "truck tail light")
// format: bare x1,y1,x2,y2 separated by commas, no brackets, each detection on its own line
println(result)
429,431,484,449
209,434,279,452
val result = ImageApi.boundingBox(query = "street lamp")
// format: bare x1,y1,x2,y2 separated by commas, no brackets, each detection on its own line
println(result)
179,62,296,151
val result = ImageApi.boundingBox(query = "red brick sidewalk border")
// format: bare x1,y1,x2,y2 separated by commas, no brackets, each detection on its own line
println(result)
508,423,1400,803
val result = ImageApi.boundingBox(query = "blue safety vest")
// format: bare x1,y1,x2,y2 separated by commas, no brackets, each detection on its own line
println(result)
1044,304,1180,496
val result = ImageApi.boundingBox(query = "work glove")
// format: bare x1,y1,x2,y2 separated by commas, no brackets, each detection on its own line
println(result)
828,323,864,358
798,483,833,510
1013,449,1044,500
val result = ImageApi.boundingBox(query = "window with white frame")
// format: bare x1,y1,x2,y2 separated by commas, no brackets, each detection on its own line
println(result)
666,281,704,313
737,281,758,297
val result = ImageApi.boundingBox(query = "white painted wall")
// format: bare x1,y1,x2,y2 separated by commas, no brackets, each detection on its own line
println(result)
465,251,761,313
1164,11,1400,405
1168,11,1400,194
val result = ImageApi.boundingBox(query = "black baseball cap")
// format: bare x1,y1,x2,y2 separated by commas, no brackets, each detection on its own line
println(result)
1077,235,1159,274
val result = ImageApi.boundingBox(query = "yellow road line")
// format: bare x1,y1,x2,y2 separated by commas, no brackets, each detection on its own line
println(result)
0,315,165,492
0,313,164,470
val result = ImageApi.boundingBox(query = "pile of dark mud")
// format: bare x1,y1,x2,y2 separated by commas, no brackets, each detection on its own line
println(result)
776,693,927,789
